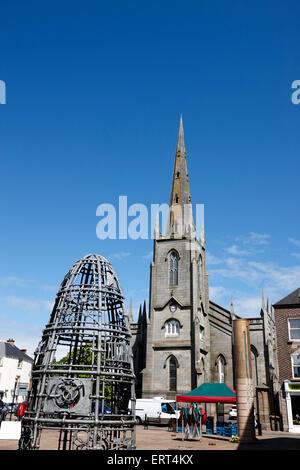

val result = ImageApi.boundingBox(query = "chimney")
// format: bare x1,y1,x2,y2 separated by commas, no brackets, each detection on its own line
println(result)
6,338,15,345
21,349,27,355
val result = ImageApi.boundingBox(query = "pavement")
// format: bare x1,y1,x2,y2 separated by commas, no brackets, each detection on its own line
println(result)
0,423,300,450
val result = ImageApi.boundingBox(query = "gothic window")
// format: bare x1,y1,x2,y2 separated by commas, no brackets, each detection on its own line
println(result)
198,255,202,292
251,345,259,386
166,319,179,336
217,355,225,383
169,356,177,391
200,358,205,384
169,251,179,286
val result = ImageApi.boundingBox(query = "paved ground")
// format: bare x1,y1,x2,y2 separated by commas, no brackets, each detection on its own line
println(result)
0,424,300,450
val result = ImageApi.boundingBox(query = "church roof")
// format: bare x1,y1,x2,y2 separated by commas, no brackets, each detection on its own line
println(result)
273,287,300,307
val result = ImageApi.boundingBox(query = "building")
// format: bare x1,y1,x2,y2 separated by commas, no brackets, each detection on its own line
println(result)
273,288,300,432
0,339,33,403
130,116,280,430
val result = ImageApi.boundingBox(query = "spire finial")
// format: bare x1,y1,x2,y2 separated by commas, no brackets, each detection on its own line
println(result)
262,289,266,310
200,218,205,246
176,113,186,155
154,211,161,239
230,295,236,319
128,298,133,323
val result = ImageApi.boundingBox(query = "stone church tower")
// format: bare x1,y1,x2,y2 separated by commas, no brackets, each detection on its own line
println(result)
130,116,280,430
142,115,210,398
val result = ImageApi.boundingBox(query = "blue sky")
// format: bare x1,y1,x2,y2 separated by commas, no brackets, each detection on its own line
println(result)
0,1,300,355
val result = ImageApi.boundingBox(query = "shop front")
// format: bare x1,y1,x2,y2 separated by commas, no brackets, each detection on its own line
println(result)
284,380,300,433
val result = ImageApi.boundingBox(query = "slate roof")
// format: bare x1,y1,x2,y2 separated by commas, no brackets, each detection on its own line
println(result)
0,342,33,363
273,287,300,307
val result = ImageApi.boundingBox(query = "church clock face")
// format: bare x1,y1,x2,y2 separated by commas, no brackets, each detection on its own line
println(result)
170,304,177,313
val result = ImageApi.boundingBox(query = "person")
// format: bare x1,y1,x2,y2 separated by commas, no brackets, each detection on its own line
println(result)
200,407,207,425
0,399,7,424
17,402,28,421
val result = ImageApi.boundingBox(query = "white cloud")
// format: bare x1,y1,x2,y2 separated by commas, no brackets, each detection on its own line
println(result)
109,252,131,260
243,232,271,246
206,252,223,265
289,238,300,247
209,286,227,303
0,276,35,288
210,257,300,301
4,296,54,313
234,295,262,318
226,245,250,256
142,251,153,260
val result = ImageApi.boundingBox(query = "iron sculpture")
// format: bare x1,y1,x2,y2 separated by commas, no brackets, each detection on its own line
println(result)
19,253,136,450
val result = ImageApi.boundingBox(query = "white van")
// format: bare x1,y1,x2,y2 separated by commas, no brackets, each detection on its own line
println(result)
129,397,179,424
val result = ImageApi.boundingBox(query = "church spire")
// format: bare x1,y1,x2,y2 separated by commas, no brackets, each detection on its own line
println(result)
176,113,186,155
166,114,194,237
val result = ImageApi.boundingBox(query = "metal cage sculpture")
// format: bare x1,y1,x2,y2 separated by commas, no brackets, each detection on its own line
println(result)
19,253,136,450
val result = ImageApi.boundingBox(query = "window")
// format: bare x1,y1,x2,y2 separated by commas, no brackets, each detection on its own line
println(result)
289,319,300,340
292,355,300,378
169,251,179,286
161,403,175,414
199,326,204,341
166,319,179,336
217,355,225,383
251,345,259,386
169,356,177,391
17,359,23,369
0,357,3,367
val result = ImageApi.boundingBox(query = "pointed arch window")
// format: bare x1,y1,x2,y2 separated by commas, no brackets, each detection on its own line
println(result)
251,345,259,386
169,251,179,286
169,356,177,391
217,355,225,383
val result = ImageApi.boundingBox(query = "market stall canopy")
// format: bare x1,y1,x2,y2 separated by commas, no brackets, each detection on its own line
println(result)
176,383,236,404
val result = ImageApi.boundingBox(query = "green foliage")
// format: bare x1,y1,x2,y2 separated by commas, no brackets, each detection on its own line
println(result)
53,344,112,400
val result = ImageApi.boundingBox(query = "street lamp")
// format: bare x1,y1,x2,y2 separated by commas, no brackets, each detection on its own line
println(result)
10,375,20,421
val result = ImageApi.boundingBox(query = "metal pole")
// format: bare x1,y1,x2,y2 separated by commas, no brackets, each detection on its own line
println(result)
10,376,19,421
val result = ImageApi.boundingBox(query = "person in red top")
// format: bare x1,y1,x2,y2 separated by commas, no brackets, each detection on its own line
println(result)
17,402,28,420
200,407,207,424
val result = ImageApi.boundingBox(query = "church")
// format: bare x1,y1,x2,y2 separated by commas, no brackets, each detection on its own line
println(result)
129,116,280,429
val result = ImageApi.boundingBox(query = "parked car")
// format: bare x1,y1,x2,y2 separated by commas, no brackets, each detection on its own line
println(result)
5,403,18,413
91,401,111,414
229,405,237,419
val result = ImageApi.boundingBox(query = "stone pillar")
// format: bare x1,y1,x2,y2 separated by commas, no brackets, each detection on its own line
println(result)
233,319,256,441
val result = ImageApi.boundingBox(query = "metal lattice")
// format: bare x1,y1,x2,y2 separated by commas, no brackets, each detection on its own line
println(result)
19,253,136,450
